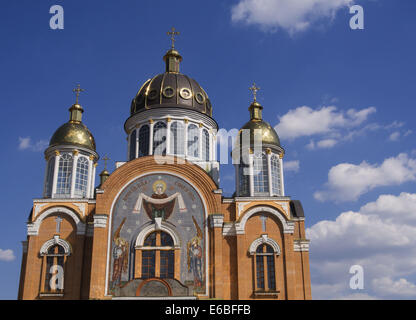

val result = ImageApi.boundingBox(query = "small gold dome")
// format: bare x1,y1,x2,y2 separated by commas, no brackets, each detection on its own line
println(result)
239,119,281,147
49,122,96,151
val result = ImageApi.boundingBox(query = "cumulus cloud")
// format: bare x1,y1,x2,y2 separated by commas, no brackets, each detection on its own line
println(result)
275,106,376,142
307,192,416,299
284,160,300,172
389,131,400,141
18,137,48,152
314,153,416,202
0,249,15,262
231,0,354,34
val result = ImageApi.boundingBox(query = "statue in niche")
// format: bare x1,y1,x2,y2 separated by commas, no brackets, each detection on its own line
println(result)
132,180,187,220
187,216,204,289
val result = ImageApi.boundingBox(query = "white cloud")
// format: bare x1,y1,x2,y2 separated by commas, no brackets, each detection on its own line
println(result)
389,131,400,141
275,106,376,141
18,136,48,152
307,192,416,299
284,160,300,172
314,153,416,202
0,249,15,262
231,0,354,34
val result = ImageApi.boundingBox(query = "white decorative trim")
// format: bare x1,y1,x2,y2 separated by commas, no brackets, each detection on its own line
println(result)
34,203,48,218
40,235,71,255
135,222,181,248
209,214,224,228
248,235,281,255
73,203,86,216
231,206,295,234
274,201,289,217
94,214,108,228
28,206,86,236
237,202,249,218
294,239,310,252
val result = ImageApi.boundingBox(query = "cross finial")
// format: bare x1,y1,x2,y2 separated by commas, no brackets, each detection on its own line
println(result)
73,84,85,104
249,82,260,102
102,154,110,170
167,27,180,49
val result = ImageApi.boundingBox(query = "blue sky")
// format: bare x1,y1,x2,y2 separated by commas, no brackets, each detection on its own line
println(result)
1,0,416,299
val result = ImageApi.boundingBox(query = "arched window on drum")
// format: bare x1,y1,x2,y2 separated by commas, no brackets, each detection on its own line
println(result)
138,125,150,157
74,156,89,198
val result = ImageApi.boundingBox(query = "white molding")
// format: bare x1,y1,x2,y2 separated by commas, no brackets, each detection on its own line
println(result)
248,235,281,255
34,203,48,218
294,239,310,252
40,235,71,255
28,206,85,236
94,214,108,228
209,214,224,228
73,203,86,217
135,222,181,248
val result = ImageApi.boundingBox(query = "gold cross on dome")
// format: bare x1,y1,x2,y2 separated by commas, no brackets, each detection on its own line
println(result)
73,84,85,104
167,27,180,49
102,154,110,170
249,82,260,102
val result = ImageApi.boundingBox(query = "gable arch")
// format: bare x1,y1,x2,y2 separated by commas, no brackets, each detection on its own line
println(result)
134,222,181,249
40,235,72,256
28,206,86,236
238,206,294,234
249,235,281,255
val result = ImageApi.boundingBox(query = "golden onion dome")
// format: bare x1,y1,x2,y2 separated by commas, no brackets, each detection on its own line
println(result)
49,104,96,151
235,101,281,148
130,48,213,117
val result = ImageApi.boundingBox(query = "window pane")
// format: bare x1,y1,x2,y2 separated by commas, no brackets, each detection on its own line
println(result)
138,125,150,157
160,232,174,247
239,164,249,196
169,122,184,155
144,232,156,247
44,157,55,197
256,255,265,290
267,255,276,290
202,129,209,161
253,153,269,194
153,121,167,155
56,153,73,196
75,156,89,198
187,124,199,158
141,250,155,279
271,155,281,195
160,250,174,279
129,130,137,160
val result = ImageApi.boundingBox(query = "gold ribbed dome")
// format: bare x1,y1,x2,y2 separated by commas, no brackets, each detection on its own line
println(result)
49,103,96,151
236,100,281,148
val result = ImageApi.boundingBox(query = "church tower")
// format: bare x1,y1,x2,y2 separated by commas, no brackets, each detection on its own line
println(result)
18,30,311,300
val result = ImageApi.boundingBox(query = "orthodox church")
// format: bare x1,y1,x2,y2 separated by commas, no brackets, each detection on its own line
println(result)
18,30,311,300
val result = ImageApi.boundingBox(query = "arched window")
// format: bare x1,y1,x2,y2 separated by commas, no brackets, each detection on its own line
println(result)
238,163,249,196
153,121,167,155
56,153,73,197
74,156,89,198
40,238,70,295
187,124,199,158
255,244,276,292
129,129,137,160
169,121,184,155
140,231,175,279
138,125,150,157
202,129,209,161
253,152,269,194
271,155,281,196
44,157,55,198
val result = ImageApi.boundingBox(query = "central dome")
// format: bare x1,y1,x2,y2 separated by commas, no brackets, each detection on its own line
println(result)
130,49,212,117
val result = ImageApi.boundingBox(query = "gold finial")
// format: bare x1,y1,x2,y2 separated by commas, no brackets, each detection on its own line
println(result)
102,154,110,170
249,82,260,102
167,27,180,49
73,84,85,105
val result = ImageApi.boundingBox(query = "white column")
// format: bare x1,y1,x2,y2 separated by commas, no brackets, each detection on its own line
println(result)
184,120,189,158
267,151,273,196
149,121,154,155
91,163,97,196
52,152,60,198
279,156,285,196
86,157,93,198
135,128,139,158
199,125,203,160
166,120,171,155
249,153,254,196
70,152,79,198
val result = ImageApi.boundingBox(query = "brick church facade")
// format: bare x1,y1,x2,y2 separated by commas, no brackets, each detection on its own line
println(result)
18,37,311,300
